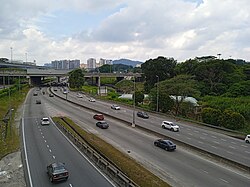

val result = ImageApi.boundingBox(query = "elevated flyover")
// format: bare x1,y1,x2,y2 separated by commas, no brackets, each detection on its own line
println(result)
0,69,142,86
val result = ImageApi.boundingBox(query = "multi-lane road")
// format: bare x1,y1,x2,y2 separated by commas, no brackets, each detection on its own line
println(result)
55,87,250,167
22,89,116,187
20,86,250,187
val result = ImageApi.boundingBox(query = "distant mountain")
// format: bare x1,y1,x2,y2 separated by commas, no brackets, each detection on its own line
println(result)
112,58,143,67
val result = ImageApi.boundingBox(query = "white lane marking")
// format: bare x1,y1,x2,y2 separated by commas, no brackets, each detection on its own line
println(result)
69,184,73,187
202,133,208,136
241,145,247,148
39,129,41,131
220,178,229,183
211,146,217,149
213,141,220,144
221,139,226,141
198,141,204,144
22,118,33,187
200,137,205,140
194,130,199,133
44,140,47,143
188,133,193,136
187,128,191,131
226,151,234,155
211,135,217,139
42,136,44,139
47,145,49,148
53,156,56,159
187,137,191,140
202,170,208,174
49,149,52,152
229,146,235,149
53,121,117,187
245,151,250,154
231,142,236,144
41,132,43,135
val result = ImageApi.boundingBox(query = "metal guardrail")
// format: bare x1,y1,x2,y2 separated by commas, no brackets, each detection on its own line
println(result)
55,118,138,187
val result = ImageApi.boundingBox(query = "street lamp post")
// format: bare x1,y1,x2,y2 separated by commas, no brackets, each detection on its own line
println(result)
132,76,136,127
10,47,13,63
156,75,159,112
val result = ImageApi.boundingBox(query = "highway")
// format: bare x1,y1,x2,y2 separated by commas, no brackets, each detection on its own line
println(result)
34,87,250,187
21,89,116,187
54,87,250,168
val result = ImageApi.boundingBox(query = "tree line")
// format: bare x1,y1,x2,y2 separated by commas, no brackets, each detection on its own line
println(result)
68,56,250,131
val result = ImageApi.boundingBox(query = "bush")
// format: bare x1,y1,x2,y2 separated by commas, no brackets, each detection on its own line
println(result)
219,109,245,130
201,107,222,126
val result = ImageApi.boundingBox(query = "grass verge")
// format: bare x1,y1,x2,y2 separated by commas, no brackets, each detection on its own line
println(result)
0,86,30,159
52,117,170,187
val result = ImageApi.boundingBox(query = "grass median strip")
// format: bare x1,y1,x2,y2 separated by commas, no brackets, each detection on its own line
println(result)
53,116,170,187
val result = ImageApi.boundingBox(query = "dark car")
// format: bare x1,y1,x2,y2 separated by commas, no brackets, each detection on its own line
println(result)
96,121,109,129
36,99,41,104
93,114,104,120
47,162,69,183
137,111,149,119
49,93,54,97
154,139,176,151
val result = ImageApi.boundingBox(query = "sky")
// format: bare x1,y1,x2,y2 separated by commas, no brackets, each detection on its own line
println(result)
0,0,250,65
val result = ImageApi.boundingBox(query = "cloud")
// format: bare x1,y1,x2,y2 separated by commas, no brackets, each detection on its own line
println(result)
0,0,250,65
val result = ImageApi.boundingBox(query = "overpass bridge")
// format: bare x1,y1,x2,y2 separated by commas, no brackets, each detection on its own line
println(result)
0,69,142,86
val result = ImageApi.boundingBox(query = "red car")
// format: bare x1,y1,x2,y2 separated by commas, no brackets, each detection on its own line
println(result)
93,114,104,120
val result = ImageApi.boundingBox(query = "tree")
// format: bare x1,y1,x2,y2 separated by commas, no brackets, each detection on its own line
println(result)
201,108,222,126
68,69,85,90
141,56,177,92
115,80,134,93
134,91,144,105
219,109,245,130
99,64,112,73
159,74,200,115
149,87,174,113
194,59,237,95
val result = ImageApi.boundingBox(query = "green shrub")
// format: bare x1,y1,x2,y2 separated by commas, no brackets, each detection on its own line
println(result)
219,109,245,130
201,107,222,126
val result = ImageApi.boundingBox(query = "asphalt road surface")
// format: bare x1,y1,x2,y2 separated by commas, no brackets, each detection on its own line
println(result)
54,88,250,167
38,87,250,187
21,89,116,187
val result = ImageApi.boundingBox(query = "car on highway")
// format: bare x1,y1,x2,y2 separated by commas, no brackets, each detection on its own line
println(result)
63,90,68,94
41,117,50,125
111,104,120,110
47,162,69,183
96,121,109,129
49,93,54,97
137,111,149,119
93,114,104,120
161,121,180,132
245,135,250,143
33,92,38,96
36,99,41,104
77,93,83,98
89,97,95,102
154,139,176,151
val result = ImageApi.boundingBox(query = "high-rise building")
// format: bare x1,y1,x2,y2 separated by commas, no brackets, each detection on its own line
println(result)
87,58,96,69
51,59,80,70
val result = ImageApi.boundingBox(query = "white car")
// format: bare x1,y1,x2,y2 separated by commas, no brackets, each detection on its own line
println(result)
77,93,83,98
89,98,96,102
161,121,179,132
41,117,50,125
245,135,250,143
111,104,120,110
